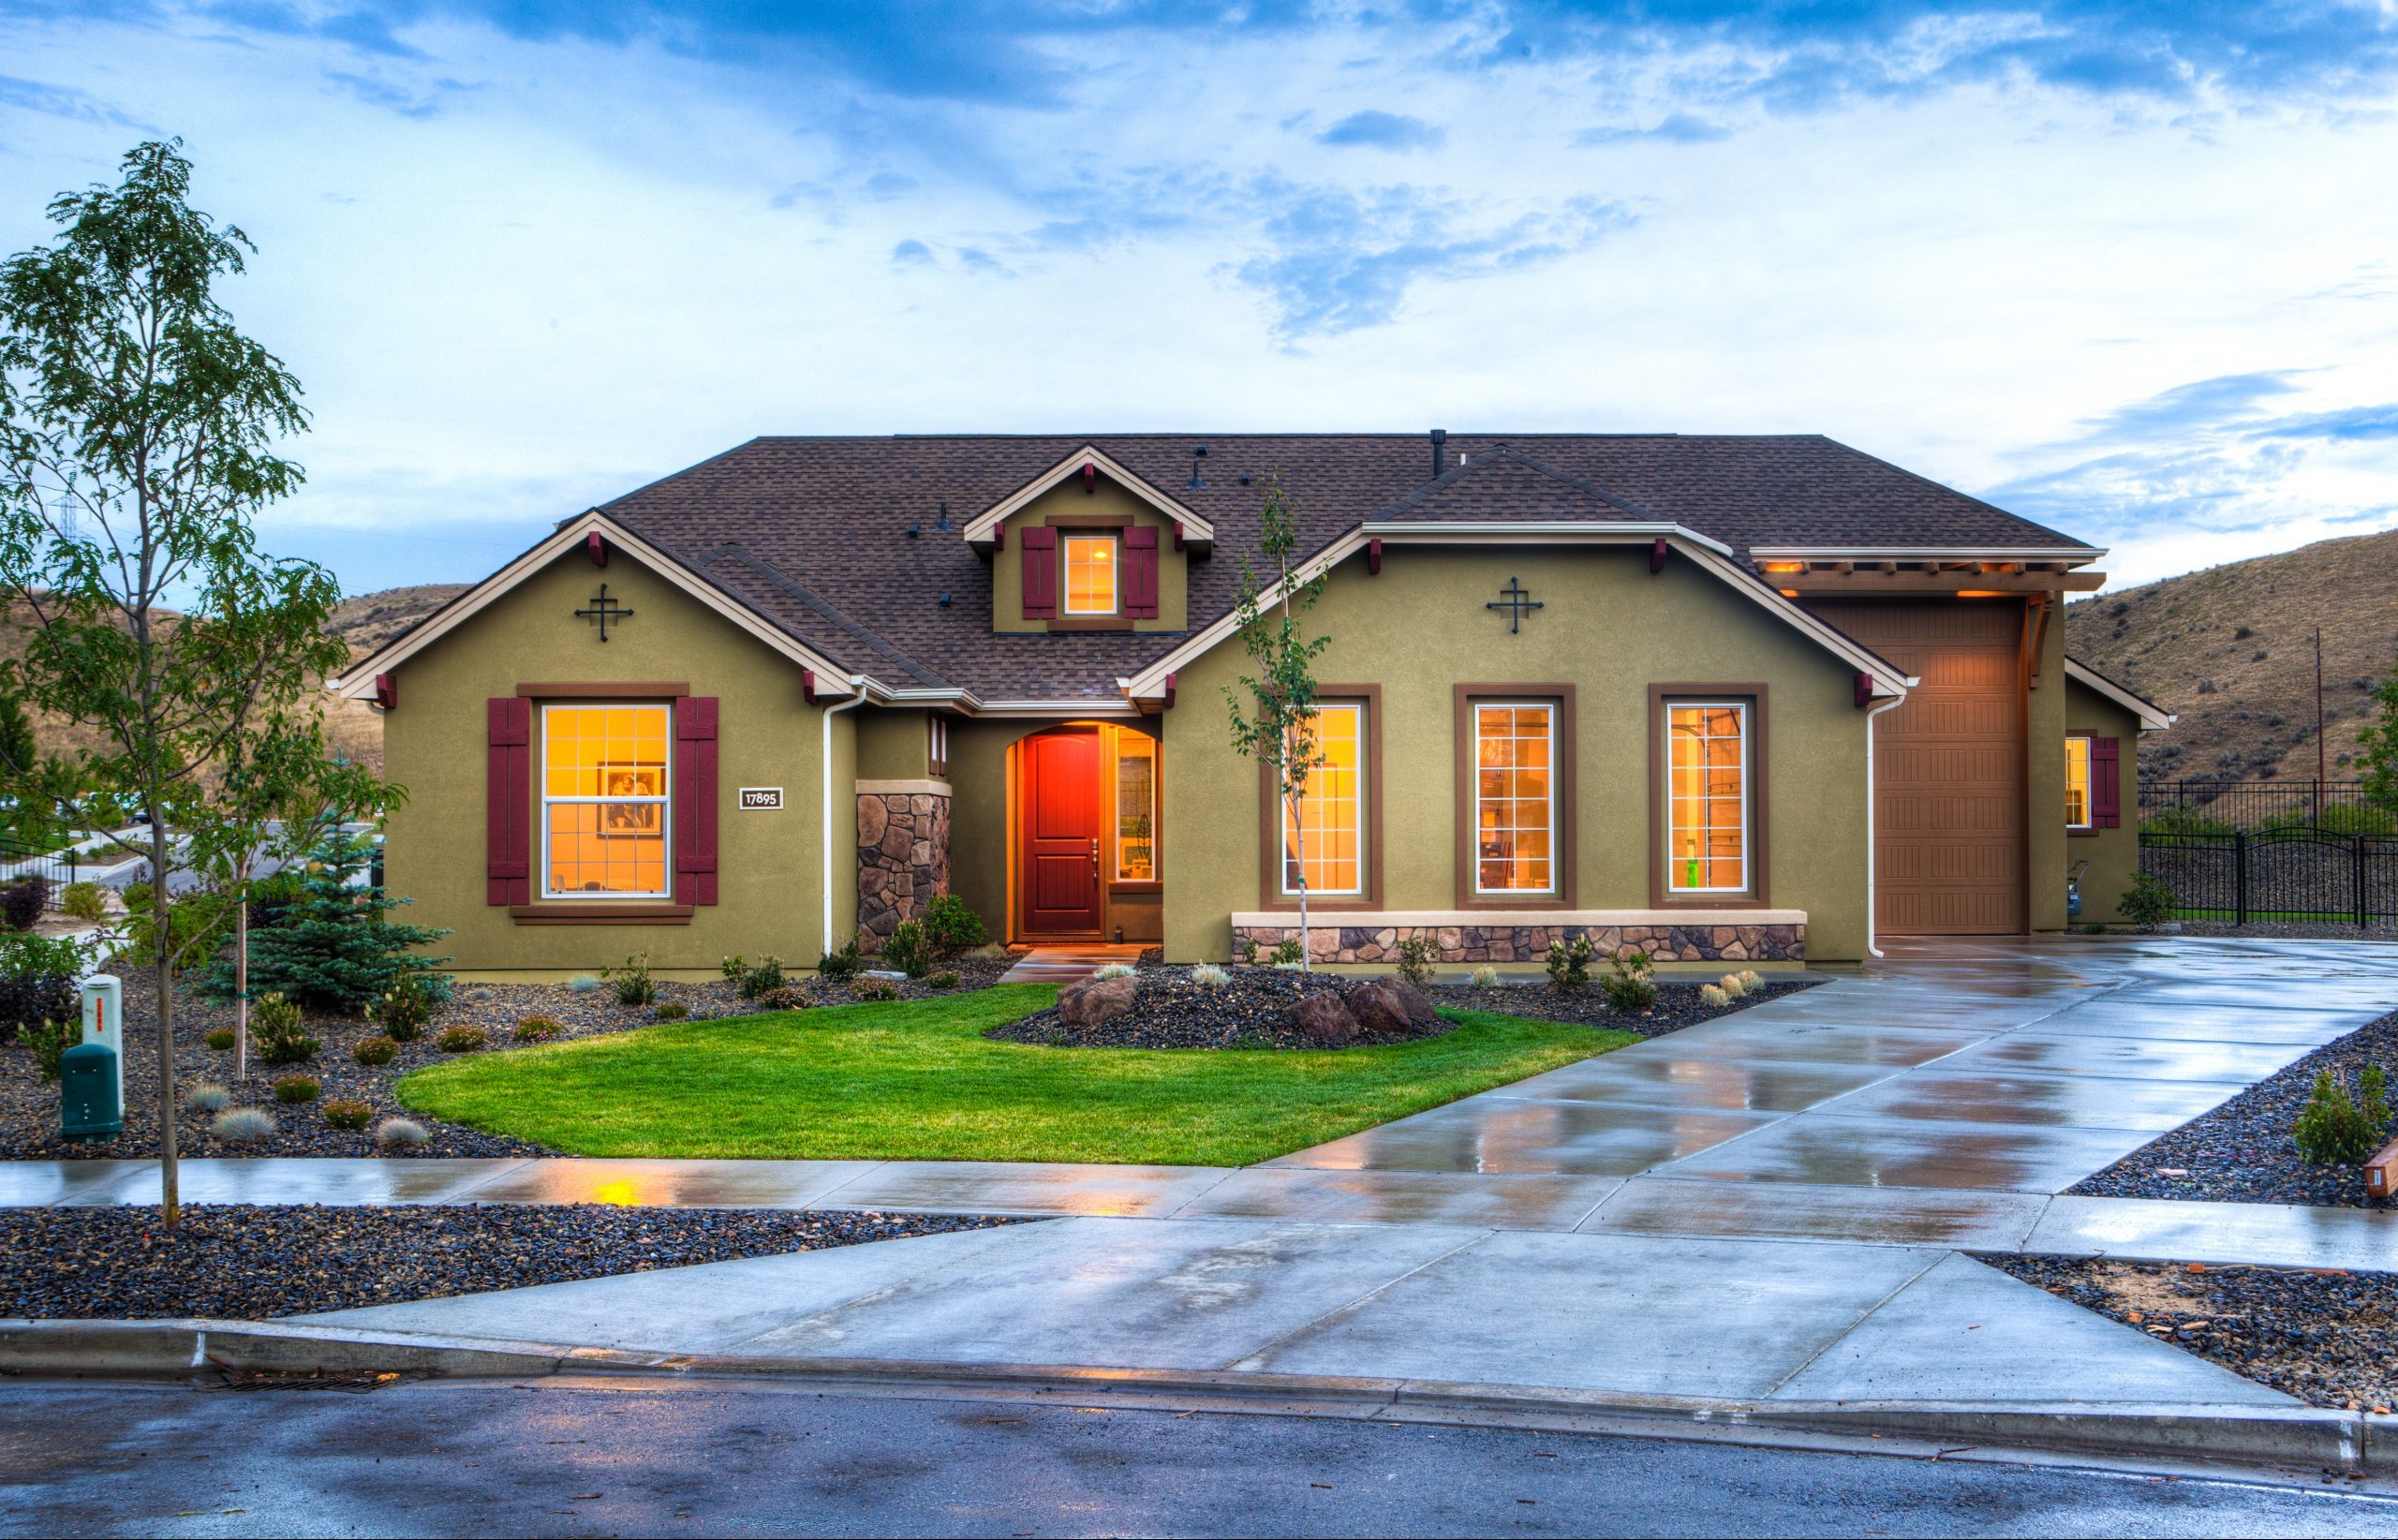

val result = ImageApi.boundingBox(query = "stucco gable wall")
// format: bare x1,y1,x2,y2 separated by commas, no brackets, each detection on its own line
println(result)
1160,542,1873,962
990,477,1189,633
380,545,836,973
2065,675,2145,925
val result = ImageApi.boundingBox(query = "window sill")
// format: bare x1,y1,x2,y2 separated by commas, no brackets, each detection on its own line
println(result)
509,902,694,926
1047,615,1135,632
2067,826,2100,838
1654,893,1773,911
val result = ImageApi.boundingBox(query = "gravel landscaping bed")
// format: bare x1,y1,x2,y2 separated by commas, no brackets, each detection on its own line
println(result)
0,952,1020,1162
2066,1007,2398,1208
0,1204,1019,1322
1987,1254,2398,1412
988,966,1820,1051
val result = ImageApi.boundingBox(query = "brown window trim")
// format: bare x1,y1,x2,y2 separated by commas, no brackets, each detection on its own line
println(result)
1256,685,1384,913
1454,684,1578,911
517,681,689,698
2065,731,2098,837
1046,615,1134,633
1109,723,1164,891
1648,684,1772,910
509,903,693,925
1044,512,1134,529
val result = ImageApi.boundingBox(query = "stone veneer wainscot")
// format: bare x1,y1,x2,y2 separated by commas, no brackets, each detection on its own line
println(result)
857,781,951,948
1231,916,1804,965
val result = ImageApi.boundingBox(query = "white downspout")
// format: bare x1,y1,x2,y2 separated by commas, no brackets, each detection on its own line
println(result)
1863,692,1906,960
822,676,868,956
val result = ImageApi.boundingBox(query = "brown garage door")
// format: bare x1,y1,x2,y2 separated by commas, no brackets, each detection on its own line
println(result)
1809,600,2026,935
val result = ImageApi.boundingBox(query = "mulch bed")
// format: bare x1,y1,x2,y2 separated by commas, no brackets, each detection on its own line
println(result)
2066,1007,2398,1209
0,951,1021,1163
986,967,1821,1051
1987,1254,2398,1412
0,1204,1019,1322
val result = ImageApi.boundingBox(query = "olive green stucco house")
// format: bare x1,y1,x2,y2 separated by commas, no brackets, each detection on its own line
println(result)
331,433,2172,976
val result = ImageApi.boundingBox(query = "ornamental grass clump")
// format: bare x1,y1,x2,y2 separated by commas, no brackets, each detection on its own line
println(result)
1394,936,1440,989
272,1074,319,1103
436,1024,489,1053
250,993,319,1066
203,1028,236,1050
510,1017,560,1044
1717,972,1748,999
1700,984,1729,1009
2293,1068,2391,1165
607,952,657,1007
1545,937,1595,994
374,1117,429,1148
214,1106,276,1143
352,1034,398,1067
1093,961,1137,982
1470,965,1502,988
185,1082,229,1115
566,974,602,994
1191,963,1233,990
322,1099,373,1131
1736,970,1763,995
1601,947,1657,1012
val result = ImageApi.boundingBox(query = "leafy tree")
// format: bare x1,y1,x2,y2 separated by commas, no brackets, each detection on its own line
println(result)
1221,472,1332,971
2356,663,2398,819
219,832,449,1014
0,141,357,1225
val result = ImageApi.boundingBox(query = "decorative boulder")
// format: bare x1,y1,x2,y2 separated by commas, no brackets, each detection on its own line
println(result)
1291,990,1359,1044
1058,975,1138,1028
1379,975,1440,1027
1346,981,1414,1036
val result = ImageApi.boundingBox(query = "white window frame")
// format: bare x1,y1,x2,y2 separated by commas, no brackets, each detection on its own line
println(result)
1472,701,1559,896
1061,532,1120,616
1280,702,1364,898
2064,733,2094,830
540,701,674,901
1665,700,1750,896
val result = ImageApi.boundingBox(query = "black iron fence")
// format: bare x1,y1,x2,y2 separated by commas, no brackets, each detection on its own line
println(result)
0,833,109,891
2139,779,2379,833
2140,829,2398,925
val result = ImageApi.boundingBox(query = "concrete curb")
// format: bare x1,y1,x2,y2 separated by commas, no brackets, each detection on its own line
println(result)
1,1318,2377,1473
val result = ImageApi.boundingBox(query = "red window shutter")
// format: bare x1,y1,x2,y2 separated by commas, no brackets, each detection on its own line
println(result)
1021,526,1058,618
485,698,530,905
2092,736,2121,829
1124,526,1160,618
675,696,720,905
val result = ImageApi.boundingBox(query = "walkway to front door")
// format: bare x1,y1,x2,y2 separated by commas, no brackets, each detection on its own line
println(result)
999,943,1153,986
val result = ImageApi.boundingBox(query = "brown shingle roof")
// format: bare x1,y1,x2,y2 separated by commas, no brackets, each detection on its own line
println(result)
594,433,2095,701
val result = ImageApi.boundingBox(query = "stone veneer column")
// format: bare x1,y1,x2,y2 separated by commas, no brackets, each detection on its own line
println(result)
855,785,951,948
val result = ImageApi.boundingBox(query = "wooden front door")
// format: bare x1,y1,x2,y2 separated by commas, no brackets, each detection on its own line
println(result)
1020,728,1103,936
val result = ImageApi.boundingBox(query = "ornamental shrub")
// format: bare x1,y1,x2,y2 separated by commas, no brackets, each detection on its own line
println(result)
209,834,451,1014
322,1100,374,1131
1601,946,1657,1013
21,1017,74,1081
1271,938,1303,967
123,888,235,974
2294,1071,2388,1165
273,1074,320,1103
1545,936,1595,994
754,984,807,1011
437,1024,489,1053
352,1035,398,1066
0,931,89,1044
203,1028,236,1051
654,1001,689,1020
608,951,657,1007
250,993,319,1066
371,970,436,1043
2117,872,2176,929
58,882,105,922
851,976,899,1002
740,955,787,999
920,894,988,956
884,921,933,980
1393,936,1441,990
718,954,748,986
813,939,863,984
2,878,47,931
927,970,960,990
511,1017,561,1044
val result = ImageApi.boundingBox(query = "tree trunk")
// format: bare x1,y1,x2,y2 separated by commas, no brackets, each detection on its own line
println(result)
234,891,248,1082
150,822,177,1229
1290,786,1310,974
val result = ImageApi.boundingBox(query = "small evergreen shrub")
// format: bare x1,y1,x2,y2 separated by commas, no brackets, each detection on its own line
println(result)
436,1024,489,1053
214,1106,277,1142
927,970,961,990
273,1074,320,1103
375,1117,430,1148
204,1028,236,1051
739,955,787,999
852,976,900,1002
1271,938,1303,967
1191,963,1232,989
250,993,319,1066
812,940,863,984
1470,964,1502,987
371,970,436,1043
322,1099,374,1131
509,1018,559,1044
1700,984,1729,1009
1393,936,1441,989
608,952,657,1007
1093,961,1137,982
58,882,106,921
1601,946,1657,1012
2294,1071,2389,1164
2,878,48,930
755,985,807,1011
921,894,988,956
353,1035,398,1067
2118,872,2176,928
654,1001,689,1020
884,921,933,980
208,834,451,1013
1545,936,1596,994
184,1082,229,1115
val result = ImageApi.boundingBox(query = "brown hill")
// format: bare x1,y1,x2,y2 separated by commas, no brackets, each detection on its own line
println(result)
2063,528,2398,788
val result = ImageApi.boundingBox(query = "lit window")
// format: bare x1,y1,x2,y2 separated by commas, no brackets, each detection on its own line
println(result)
1281,703,1362,896
928,717,950,778
1474,703,1555,894
1116,732,1158,881
2065,736,2092,829
1667,703,1747,893
1063,534,1117,615
542,703,672,898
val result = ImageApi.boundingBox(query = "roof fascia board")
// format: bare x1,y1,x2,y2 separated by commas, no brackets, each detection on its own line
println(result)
2065,657,2176,730
961,445,1215,546
1750,545,2107,564
1358,520,1736,557
329,511,851,698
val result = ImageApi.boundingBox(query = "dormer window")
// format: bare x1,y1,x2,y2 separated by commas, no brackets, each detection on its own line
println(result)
1063,534,1118,615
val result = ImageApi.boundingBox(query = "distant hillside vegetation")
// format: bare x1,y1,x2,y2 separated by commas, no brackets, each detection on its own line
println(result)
2064,528,2398,788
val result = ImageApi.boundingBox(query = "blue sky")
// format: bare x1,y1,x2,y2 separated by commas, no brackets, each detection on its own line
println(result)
1,1,2394,593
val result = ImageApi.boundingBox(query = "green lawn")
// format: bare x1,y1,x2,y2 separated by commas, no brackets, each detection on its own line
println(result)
397,985,1636,1167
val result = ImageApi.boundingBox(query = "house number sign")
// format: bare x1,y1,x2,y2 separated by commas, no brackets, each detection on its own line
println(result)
738,787,785,811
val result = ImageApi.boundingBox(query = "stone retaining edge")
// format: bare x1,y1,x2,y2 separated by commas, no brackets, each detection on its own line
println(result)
3,1319,2383,1473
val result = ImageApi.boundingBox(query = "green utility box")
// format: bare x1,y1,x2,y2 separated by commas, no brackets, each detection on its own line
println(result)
60,1041,121,1143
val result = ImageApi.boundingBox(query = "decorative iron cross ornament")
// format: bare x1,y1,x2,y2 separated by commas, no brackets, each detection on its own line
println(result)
576,583,633,643
1486,576,1543,634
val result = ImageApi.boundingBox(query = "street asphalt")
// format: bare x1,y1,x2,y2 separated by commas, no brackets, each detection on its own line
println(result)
2,1377,2395,1539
